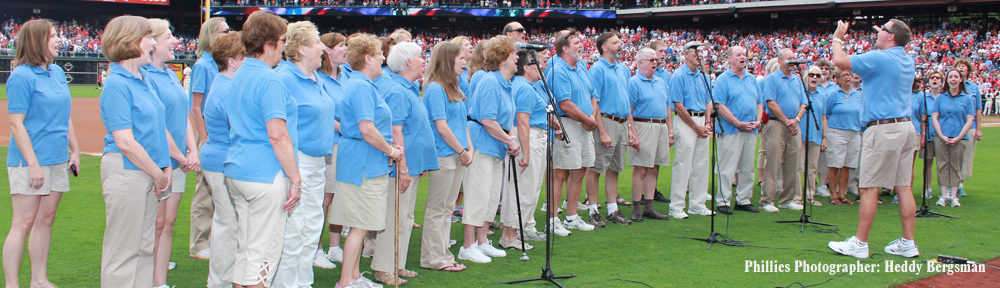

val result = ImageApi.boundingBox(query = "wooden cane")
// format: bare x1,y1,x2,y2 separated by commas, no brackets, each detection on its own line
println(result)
393,159,400,288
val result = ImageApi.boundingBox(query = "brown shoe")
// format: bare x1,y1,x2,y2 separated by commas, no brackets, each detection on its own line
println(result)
642,200,669,220
605,210,631,225
630,205,644,223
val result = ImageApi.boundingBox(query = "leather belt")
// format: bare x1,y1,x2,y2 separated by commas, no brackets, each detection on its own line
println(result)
601,113,627,123
632,117,667,124
689,111,706,117
866,117,910,128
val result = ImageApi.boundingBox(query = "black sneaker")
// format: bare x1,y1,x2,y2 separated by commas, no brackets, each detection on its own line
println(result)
605,210,631,225
735,204,759,213
717,206,733,215
653,190,670,203
587,212,606,228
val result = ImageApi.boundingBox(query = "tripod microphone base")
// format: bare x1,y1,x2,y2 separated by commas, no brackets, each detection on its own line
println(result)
680,232,748,250
775,214,837,232
494,267,576,287
915,205,958,219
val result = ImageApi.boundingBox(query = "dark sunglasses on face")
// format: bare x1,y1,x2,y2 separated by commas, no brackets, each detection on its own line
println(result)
930,76,942,80
512,27,525,33
808,73,821,78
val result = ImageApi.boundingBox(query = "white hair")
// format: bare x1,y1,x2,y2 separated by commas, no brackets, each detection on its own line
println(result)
803,65,822,83
635,48,656,61
387,42,422,74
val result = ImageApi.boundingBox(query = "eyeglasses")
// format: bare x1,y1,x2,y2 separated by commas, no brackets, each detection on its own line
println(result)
808,73,822,78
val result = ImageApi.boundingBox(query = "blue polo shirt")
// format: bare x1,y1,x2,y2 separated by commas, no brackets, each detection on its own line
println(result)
372,66,394,99
931,92,976,139
850,46,914,122
713,70,759,134
143,64,190,169
468,71,515,159
6,64,71,167
459,67,470,97
911,92,926,134
801,89,825,144
225,58,299,183
101,63,170,170
317,70,344,145
386,73,439,176
654,68,670,83
467,70,487,100
339,64,353,81
337,71,393,186
279,64,335,157
965,80,981,128
423,81,469,157
824,87,863,131
190,51,220,111
920,94,938,138
549,56,597,116
762,70,806,118
668,65,710,112
200,75,232,173
628,73,669,119
511,76,548,130
589,58,631,117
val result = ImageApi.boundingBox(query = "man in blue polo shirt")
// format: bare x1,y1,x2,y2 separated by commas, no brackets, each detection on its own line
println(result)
667,41,714,219
760,48,807,213
585,32,636,227
713,46,761,215
548,30,598,232
827,19,920,260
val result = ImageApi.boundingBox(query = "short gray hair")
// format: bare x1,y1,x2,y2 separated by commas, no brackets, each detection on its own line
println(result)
635,48,656,61
387,42,422,74
802,65,822,83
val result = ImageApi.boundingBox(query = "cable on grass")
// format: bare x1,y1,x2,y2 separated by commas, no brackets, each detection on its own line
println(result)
579,278,656,287
775,254,884,288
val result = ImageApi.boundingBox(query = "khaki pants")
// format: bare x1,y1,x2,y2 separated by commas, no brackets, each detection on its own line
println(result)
462,151,504,227
227,173,289,287
960,137,976,179
501,127,547,230
371,175,419,272
420,154,466,268
190,166,214,253
799,141,822,201
100,153,158,288
717,132,756,206
670,115,710,212
761,121,801,206
934,138,967,187
206,171,237,288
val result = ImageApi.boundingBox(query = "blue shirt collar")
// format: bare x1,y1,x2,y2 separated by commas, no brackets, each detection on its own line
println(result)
201,51,214,60
490,71,511,89
390,73,416,91
349,70,374,83
554,56,577,71
109,63,143,80
243,57,272,70
142,63,172,75
596,57,618,68
513,75,530,85
680,65,701,76
27,64,52,74
285,62,315,82
636,72,654,82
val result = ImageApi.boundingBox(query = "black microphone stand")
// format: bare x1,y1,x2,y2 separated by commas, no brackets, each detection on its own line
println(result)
914,67,958,219
496,49,575,287
679,46,746,249
774,64,837,231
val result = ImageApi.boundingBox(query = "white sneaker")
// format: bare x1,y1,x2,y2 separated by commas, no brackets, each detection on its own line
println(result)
458,245,492,263
189,248,210,260
668,209,689,219
341,227,350,238
923,189,933,199
327,246,344,263
935,196,948,206
314,250,337,269
547,219,571,237
949,197,961,207
540,202,562,214
168,261,176,270
847,187,859,195
687,207,715,216
828,236,869,258
816,185,831,197
884,238,920,258
760,204,779,213
562,218,595,231
477,241,507,258
778,202,804,210
449,239,457,247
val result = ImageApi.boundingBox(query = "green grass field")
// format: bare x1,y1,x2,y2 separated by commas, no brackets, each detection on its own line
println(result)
1,130,998,287
0,84,103,100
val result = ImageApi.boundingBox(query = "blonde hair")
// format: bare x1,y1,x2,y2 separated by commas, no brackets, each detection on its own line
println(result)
345,33,381,71
13,19,55,67
450,36,469,46
196,17,226,57
148,18,171,39
102,15,152,62
764,58,780,75
389,28,411,43
424,42,465,102
284,21,319,63
467,38,493,79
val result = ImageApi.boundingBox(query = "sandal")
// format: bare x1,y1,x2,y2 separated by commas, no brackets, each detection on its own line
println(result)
808,199,823,207
375,271,409,286
413,223,421,228
829,198,842,205
397,268,419,278
428,262,467,272
616,195,632,206
840,197,855,205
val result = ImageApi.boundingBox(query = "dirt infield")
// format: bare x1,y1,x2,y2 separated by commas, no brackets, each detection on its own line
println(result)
0,98,107,155
897,257,1000,287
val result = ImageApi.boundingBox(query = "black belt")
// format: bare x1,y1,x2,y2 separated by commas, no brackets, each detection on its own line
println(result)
866,117,910,128
601,113,627,123
689,111,706,117
468,116,510,134
632,117,667,124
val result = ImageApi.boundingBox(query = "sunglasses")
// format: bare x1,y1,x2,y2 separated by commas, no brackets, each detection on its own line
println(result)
873,24,891,34
930,76,942,80
512,27,525,33
808,73,822,78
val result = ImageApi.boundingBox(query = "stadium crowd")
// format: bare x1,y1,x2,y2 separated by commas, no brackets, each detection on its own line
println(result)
215,0,782,9
1,17,199,57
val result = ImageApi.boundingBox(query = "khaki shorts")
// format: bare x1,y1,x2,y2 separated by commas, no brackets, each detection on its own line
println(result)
628,121,671,167
553,117,595,170
858,122,917,189
8,162,70,195
590,117,628,174
330,175,389,231
825,128,861,169
325,143,339,194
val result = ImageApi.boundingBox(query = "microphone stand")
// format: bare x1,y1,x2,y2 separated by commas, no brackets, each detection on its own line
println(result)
495,49,575,287
679,47,746,249
774,64,837,231
914,67,957,219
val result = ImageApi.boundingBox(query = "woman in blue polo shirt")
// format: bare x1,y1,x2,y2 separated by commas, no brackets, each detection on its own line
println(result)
98,15,171,286
328,33,403,288
3,19,80,288
224,11,299,288
317,31,348,264
273,21,337,285
800,66,826,207
142,19,201,288
420,41,471,273
200,31,244,288
823,68,862,205
459,36,519,264
931,69,975,208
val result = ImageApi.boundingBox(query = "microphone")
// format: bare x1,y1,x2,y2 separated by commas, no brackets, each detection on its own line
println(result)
784,60,809,65
515,42,546,50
